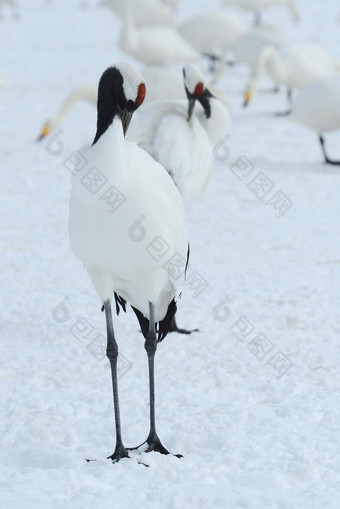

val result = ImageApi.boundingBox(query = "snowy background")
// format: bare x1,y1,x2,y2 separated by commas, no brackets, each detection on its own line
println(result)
1,0,340,507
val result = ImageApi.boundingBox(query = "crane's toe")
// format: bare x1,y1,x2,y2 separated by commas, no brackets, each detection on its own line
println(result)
107,444,130,463
169,325,200,335
128,435,183,458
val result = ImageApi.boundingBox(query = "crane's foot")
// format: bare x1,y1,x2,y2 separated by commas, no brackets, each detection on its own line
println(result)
168,316,199,335
107,442,129,463
128,434,182,458
169,325,199,335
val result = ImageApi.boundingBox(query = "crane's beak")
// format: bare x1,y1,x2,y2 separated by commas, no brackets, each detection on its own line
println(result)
243,90,252,108
119,110,134,137
187,97,196,121
37,123,50,142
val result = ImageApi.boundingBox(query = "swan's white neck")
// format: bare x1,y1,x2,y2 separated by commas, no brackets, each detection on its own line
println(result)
49,88,96,132
286,0,300,22
121,0,137,51
251,46,285,92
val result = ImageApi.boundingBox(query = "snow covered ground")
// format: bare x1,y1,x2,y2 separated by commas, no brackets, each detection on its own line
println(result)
1,0,340,507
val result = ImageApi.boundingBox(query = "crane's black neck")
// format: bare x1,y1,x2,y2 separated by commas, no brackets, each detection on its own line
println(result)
198,89,214,119
92,67,136,145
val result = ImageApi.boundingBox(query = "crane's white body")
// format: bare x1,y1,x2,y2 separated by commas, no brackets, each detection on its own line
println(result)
179,10,247,55
107,0,176,27
291,77,340,135
69,117,187,321
128,97,231,207
249,44,339,96
120,0,199,65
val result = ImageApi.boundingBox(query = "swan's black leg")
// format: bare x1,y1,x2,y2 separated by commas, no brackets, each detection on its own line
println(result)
287,88,293,109
254,11,261,26
274,88,293,117
319,136,340,166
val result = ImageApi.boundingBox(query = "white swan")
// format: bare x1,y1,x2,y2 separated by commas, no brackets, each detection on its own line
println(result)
179,10,247,57
161,0,180,7
244,44,340,111
120,0,199,65
0,0,19,18
223,0,300,25
69,63,188,461
291,76,340,165
37,87,97,140
211,22,285,85
107,0,176,27
233,24,285,76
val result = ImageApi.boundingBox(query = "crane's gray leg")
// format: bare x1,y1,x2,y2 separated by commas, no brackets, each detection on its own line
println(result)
144,303,170,454
104,300,129,463
129,303,182,457
319,136,340,165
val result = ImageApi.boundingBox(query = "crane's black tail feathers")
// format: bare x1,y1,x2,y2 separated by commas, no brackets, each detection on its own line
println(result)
131,299,177,343
113,292,178,343
114,292,127,315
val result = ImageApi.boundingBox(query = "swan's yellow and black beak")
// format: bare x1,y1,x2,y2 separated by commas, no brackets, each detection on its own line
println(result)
37,123,50,142
243,90,253,108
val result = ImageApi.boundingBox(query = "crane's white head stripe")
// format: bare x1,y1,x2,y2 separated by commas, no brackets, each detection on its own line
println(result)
114,63,145,103
183,64,205,95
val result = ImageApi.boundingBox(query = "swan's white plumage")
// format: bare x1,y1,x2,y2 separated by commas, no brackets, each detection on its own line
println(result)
248,44,340,97
120,0,199,65
69,118,188,321
233,24,284,74
39,87,97,137
107,0,176,27
223,0,299,21
0,0,19,13
161,0,180,7
291,77,340,134
179,10,247,55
